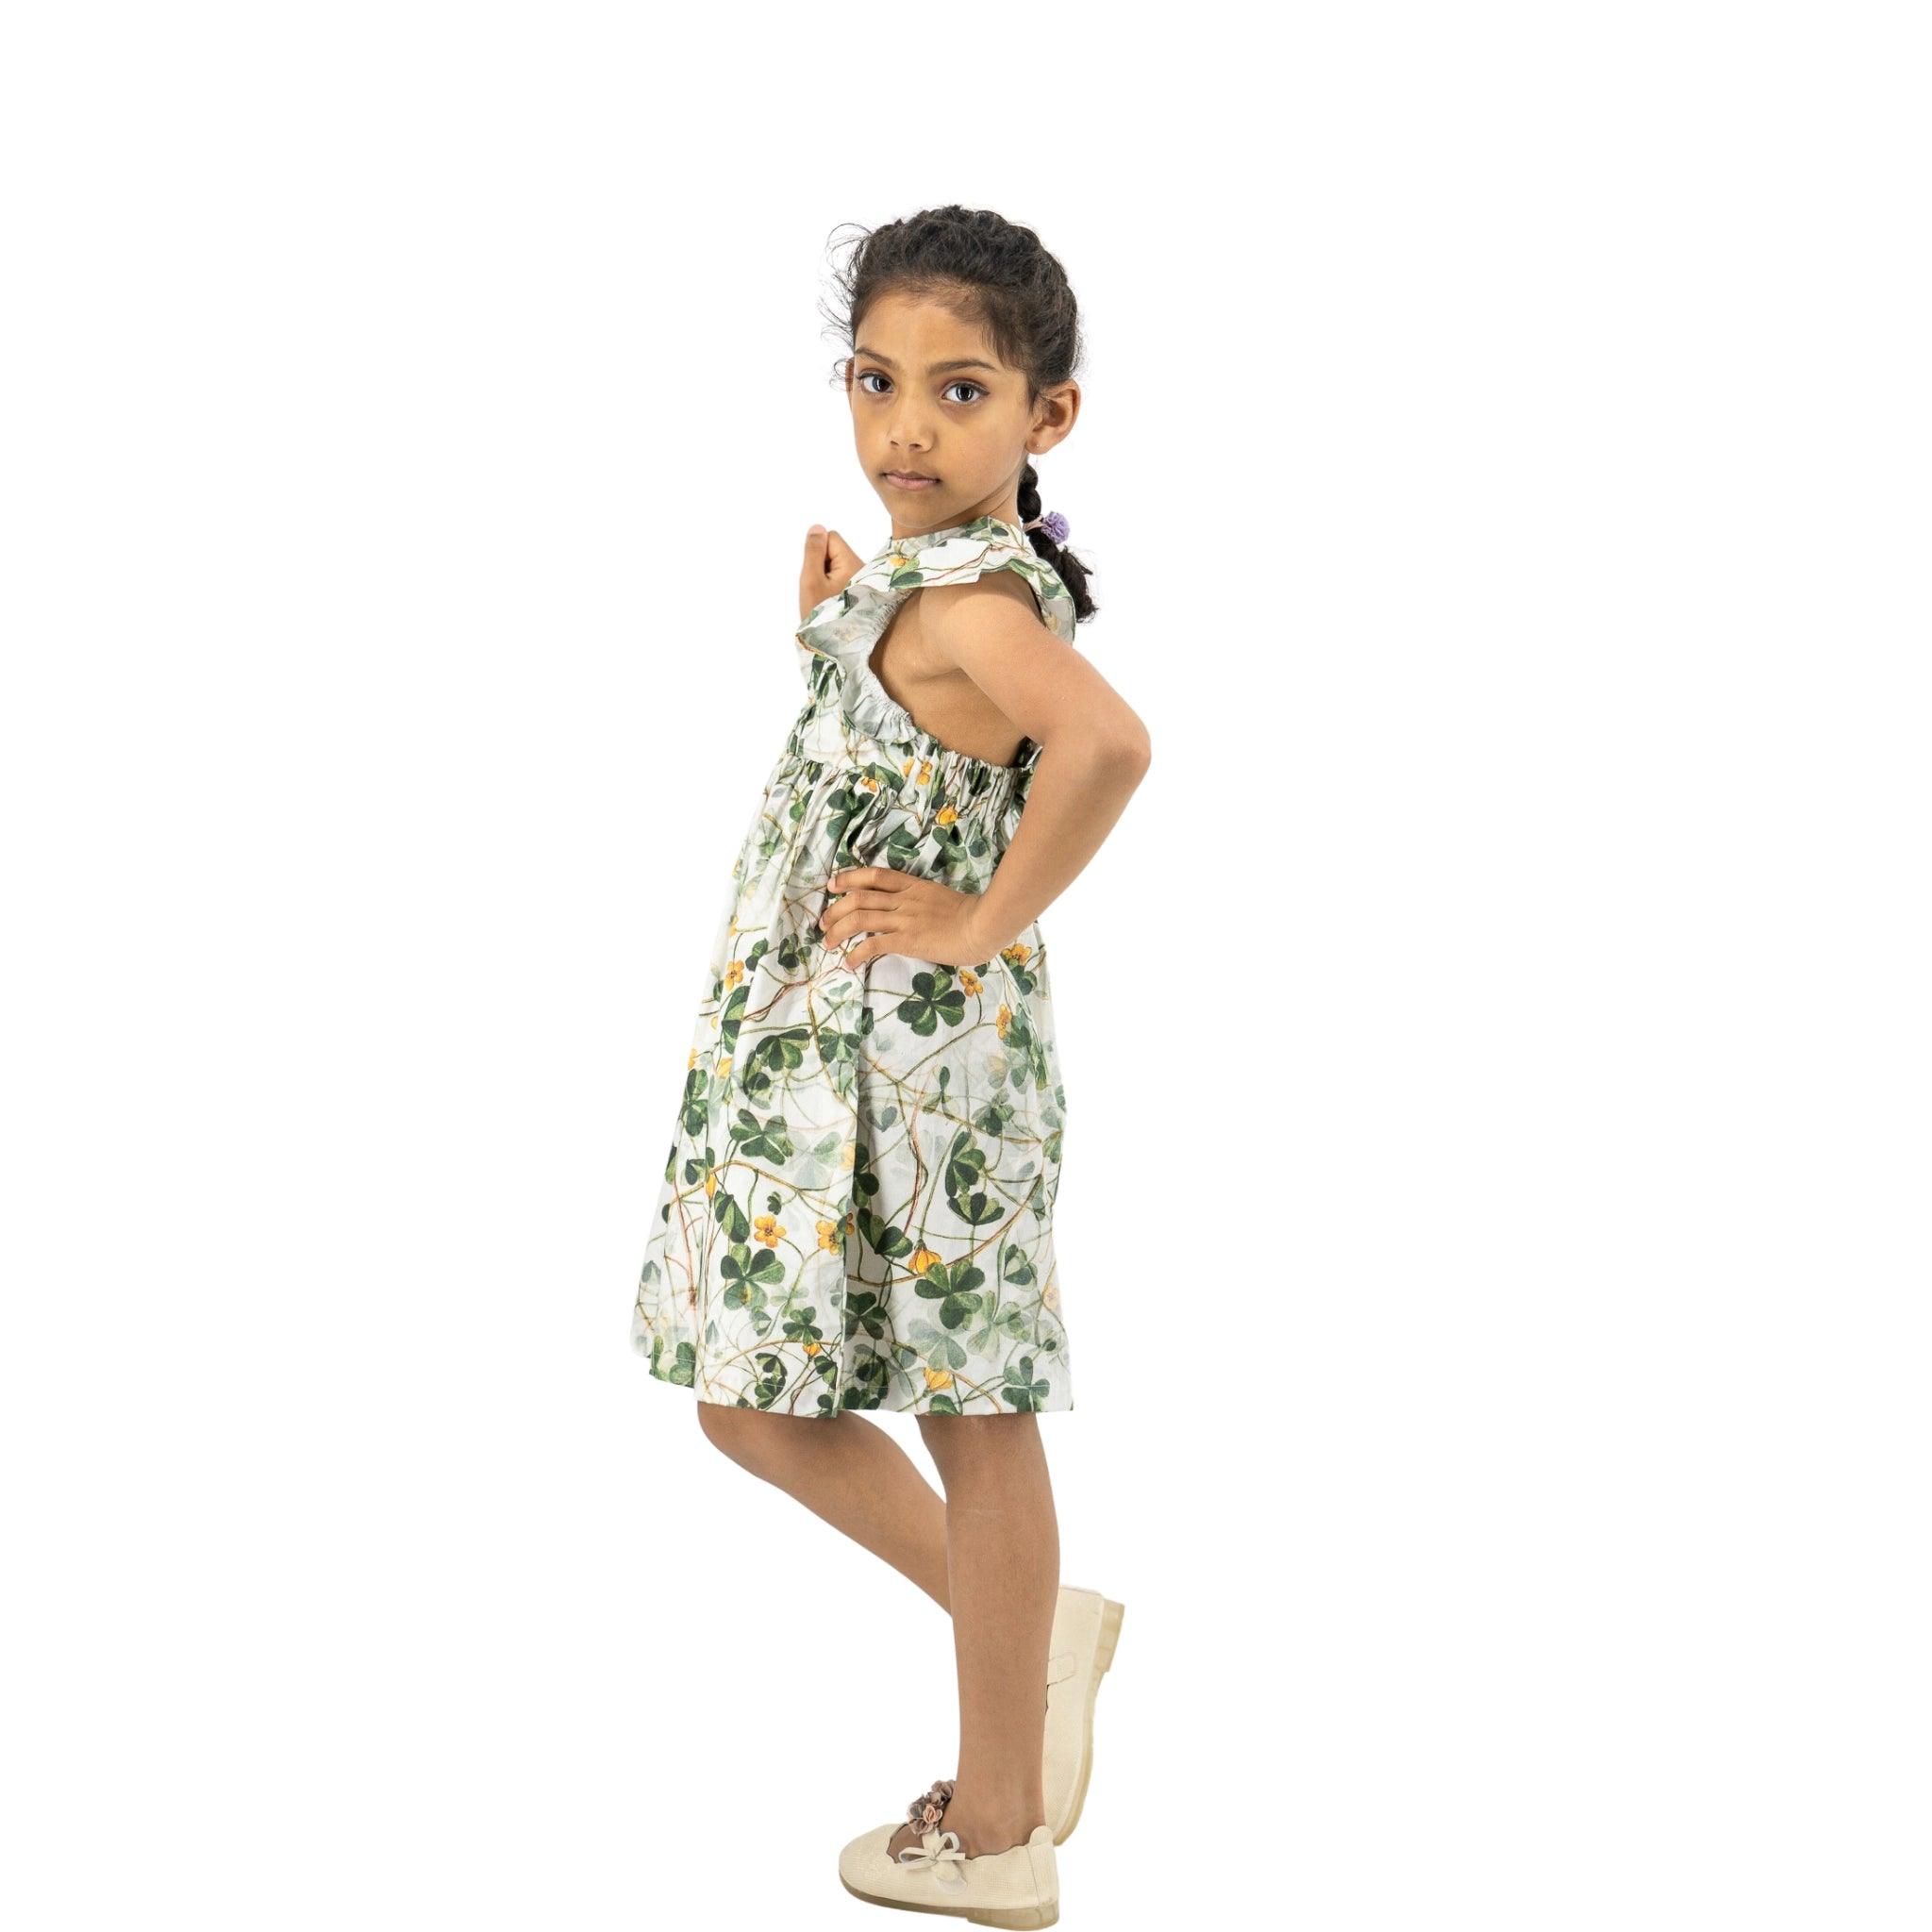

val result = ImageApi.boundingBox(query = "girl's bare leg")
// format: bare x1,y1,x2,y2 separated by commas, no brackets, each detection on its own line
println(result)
694,1400,1059,1858
886,1411,1058,1860
695,1402,952,1607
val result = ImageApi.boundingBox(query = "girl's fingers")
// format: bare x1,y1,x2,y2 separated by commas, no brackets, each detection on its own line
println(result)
828,866,910,894
824,915,895,951
823,892,916,946
799,527,863,616
799,525,834,621
826,888,897,918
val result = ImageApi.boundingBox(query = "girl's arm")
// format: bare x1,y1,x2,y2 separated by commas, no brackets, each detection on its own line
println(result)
918,573,1151,955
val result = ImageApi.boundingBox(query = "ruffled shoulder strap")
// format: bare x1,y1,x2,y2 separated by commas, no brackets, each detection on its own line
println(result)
869,520,1078,643
795,515,1076,691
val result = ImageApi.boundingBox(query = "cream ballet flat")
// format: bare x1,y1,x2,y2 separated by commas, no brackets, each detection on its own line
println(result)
839,1779,1059,1928
1042,1585,1125,1843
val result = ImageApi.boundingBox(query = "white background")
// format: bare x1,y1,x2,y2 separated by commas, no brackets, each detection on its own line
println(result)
4,5,1926,1926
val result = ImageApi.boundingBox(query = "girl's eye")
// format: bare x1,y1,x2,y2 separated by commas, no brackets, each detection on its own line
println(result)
855,370,985,406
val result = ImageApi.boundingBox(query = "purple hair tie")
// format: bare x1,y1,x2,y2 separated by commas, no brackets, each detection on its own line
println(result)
1023,508,1071,545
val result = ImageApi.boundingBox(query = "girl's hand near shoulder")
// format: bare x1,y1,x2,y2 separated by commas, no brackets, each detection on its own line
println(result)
798,524,865,622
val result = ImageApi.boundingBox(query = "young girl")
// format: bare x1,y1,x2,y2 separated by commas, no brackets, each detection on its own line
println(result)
630,205,1150,1927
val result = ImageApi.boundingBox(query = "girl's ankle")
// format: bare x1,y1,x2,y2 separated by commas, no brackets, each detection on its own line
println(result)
936,1799,1046,1857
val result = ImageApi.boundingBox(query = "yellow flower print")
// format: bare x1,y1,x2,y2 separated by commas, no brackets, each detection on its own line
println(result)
687,1048,699,1070
1001,941,1032,966
753,1213,785,1247
704,1171,718,1197
936,804,958,826
714,1056,732,1084
900,757,915,779
917,759,933,785
840,1141,858,1169
996,1003,1012,1038
908,1245,942,1276
815,1218,842,1253
803,1340,823,1357
1043,1281,1060,1310
960,968,982,995
924,1366,954,1392
858,774,880,792
724,958,745,989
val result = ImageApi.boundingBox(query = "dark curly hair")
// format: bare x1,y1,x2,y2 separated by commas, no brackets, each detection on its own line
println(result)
821,205,1098,623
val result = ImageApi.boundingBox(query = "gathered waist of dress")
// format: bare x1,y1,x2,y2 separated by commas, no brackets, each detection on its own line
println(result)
777,668,1039,821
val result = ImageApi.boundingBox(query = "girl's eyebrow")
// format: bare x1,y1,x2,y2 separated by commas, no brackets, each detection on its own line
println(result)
854,345,1000,375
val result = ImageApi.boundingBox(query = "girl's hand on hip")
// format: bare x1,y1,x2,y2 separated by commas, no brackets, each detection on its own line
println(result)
820,866,1004,969
798,524,865,622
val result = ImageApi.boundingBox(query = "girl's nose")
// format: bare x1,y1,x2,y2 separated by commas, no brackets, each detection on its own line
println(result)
887,409,936,452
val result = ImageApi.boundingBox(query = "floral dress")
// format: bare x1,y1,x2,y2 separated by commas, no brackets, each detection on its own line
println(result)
630,513,1077,1418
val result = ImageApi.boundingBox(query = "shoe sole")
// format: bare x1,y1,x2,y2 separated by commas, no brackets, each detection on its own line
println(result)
838,1874,1059,1928
1052,1594,1124,1846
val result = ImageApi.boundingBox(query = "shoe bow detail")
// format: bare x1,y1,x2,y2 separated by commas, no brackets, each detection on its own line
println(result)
895,1826,968,1885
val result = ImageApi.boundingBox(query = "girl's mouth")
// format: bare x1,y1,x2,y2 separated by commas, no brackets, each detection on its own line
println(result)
884,472,939,490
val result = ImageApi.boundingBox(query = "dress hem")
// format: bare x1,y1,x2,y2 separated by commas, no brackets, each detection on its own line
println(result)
636,1337,1074,1418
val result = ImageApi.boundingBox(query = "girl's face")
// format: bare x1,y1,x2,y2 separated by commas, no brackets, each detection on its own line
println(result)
844,287,1077,540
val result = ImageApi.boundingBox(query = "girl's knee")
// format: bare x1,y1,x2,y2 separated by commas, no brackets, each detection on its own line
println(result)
695,1397,803,1470
916,1407,1037,1479
695,1397,763,1457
